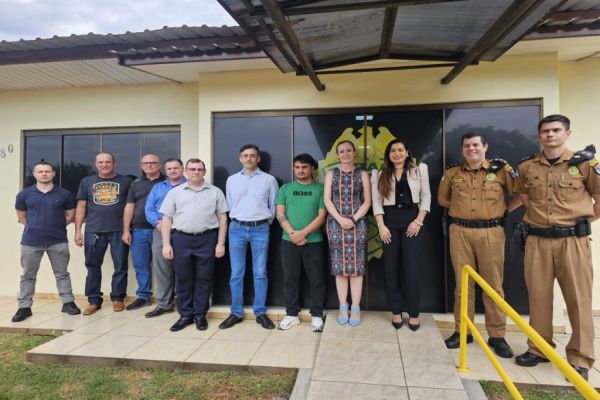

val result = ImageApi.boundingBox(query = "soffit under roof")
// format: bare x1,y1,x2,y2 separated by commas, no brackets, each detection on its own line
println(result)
218,0,566,89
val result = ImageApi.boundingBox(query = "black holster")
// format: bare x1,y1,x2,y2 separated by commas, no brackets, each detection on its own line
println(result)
575,217,592,237
513,222,528,251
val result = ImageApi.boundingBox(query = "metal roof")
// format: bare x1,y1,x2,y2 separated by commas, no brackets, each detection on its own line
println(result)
529,0,600,38
217,0,566,90
0,25,263,65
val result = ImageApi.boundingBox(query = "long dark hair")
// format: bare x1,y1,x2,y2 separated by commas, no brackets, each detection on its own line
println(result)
377,139,415,198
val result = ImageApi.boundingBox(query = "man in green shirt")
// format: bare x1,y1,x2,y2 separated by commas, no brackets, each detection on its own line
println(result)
276,154,327,332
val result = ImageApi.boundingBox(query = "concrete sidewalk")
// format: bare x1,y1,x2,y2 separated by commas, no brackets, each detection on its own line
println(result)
305,312,468,400
1,295,599,398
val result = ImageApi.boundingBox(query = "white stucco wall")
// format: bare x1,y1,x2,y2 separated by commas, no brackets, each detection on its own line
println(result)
0,82,199,301
2,52,598,327
559,57,600,315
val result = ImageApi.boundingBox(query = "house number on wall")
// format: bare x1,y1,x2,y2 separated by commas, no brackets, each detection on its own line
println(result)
1,144,14,158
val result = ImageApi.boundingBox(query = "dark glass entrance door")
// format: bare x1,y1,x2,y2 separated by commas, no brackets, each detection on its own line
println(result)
212,101,540,313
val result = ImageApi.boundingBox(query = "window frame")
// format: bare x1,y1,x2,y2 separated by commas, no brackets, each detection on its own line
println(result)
21,125,180,190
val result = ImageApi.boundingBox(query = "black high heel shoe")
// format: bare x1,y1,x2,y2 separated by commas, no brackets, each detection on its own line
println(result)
392,320,403,330
408,319,420,331
391,314,403,330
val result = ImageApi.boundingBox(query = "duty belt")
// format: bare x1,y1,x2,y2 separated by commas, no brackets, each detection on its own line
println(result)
528,226,578,238
231,218,269,227
449,217,503,228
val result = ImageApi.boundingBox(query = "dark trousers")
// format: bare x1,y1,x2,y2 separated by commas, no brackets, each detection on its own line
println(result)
84,231,129,306
382,227,422,317
281,240,326,317
171,230,217,319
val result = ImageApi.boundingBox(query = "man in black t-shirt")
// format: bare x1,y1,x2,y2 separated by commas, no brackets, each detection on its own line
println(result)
75,152,132,315
12,161,80,322
122,154,165,310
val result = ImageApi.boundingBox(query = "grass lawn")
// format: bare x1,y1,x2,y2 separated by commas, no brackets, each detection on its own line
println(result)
480,380,586,400
0,333,296,400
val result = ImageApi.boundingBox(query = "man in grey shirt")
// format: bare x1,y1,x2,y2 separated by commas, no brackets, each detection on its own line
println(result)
160,158,228,331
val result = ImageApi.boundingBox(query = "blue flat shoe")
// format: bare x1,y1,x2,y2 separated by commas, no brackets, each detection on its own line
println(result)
349,306,361,327
337,303,349,325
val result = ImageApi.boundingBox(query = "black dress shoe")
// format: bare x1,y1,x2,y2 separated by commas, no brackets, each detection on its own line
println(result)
219,314,243,329
445,331,473,349
61,301,81,315
145,306,174,318
569,364,589,381
515,351,550,367
392,320,403,330
11,307,32,322
256,314,275,329
170,317,194,332
196,316,208,331
126,298,152,311
487,337,514,358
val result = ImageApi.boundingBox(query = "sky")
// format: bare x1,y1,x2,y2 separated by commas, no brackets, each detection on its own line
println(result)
0,0,237,41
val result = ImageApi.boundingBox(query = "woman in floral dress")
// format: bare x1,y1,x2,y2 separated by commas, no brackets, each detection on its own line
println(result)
324,140,371,326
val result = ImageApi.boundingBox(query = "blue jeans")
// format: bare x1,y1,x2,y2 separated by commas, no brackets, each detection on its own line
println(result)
130,228,153,300
84,231,129,306
228,221,269,316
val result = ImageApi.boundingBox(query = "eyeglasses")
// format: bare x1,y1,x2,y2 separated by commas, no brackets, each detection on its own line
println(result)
141,161,159,166
187,168,205,172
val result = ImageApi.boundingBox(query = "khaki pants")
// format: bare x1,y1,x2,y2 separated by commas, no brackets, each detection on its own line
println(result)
524,235,595,369
450,224,506,337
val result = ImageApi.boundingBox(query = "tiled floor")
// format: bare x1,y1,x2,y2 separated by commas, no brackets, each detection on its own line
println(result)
1,296,600,398
306,313,468,400
0,297,319,371
442,328,600,389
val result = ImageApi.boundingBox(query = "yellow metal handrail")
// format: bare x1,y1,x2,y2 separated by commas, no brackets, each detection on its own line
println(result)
458,264,600,400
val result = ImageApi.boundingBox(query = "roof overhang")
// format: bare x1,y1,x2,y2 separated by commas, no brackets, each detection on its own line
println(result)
217,0,566,90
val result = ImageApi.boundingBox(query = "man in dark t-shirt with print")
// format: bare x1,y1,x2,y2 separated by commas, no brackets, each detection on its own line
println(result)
12,161,80,322
275,153,327,332
75,152,132,315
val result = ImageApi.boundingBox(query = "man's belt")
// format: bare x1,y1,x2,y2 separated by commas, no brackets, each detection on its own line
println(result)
449,217,503,228
231,218,269,227
528,218,591,238
172,228,217,236
528,226,577,238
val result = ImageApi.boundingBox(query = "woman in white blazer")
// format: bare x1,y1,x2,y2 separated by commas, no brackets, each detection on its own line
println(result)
371,139,431,331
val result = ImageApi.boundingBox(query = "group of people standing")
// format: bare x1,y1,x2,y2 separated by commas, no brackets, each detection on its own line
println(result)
12,114,599,381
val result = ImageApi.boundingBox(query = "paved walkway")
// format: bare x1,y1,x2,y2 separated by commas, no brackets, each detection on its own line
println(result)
305,312,468,400
1,296,600,398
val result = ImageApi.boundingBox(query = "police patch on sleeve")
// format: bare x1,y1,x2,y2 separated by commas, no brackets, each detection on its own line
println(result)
504,163,517,179
591,159,600,175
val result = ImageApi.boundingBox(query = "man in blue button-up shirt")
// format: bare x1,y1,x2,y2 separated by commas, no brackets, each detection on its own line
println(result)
219,144,279,330
143,158,186,318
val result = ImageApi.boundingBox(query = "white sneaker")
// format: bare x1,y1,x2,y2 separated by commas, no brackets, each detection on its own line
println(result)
278,315,300,330
311,316,324,332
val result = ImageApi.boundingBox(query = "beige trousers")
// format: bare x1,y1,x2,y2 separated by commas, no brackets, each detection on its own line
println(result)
524,235,595,369
450,224,507,337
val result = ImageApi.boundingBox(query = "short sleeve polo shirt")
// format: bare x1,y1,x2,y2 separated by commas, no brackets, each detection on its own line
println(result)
160,182,229,233
15,185,76,245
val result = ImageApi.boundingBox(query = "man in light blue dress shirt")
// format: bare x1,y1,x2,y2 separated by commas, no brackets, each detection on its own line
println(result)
219,144,279,330
144,158,187,318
